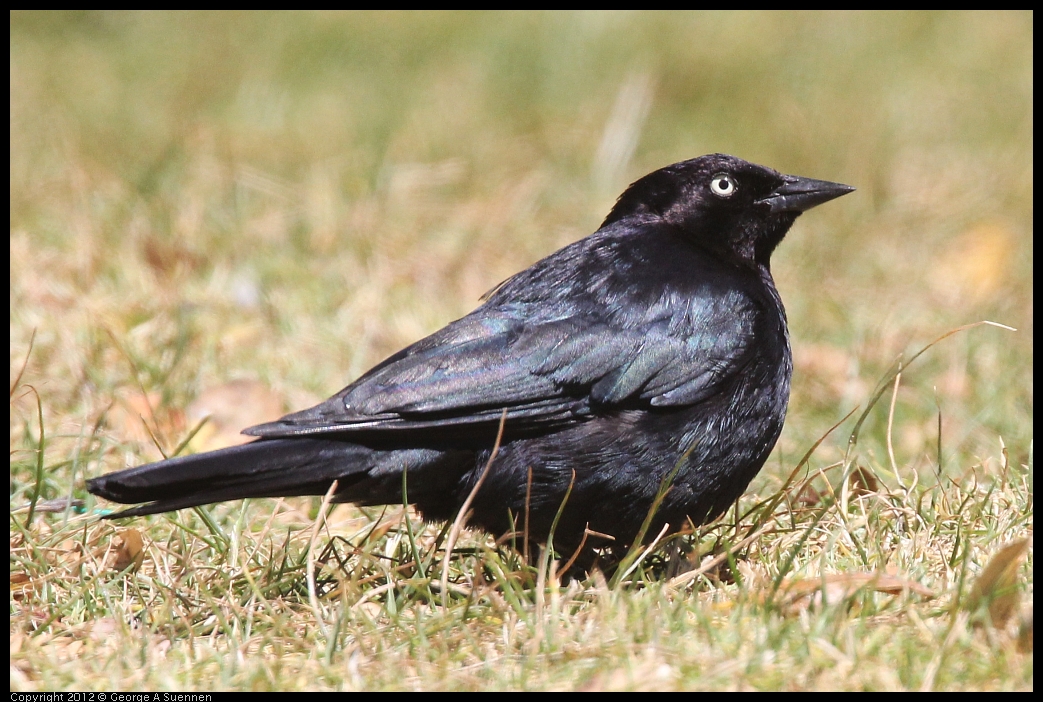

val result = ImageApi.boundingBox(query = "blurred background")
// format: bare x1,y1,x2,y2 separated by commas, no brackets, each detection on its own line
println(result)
10,11,1032,496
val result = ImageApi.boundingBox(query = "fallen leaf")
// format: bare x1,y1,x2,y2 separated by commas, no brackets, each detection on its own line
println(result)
848,465,881,498
105,528,145,573
1017,611,1033,652
965,538,1029,628
10,571,36,601
794,482,826,507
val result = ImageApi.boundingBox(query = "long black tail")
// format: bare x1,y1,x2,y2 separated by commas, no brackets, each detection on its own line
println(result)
86,438,383,518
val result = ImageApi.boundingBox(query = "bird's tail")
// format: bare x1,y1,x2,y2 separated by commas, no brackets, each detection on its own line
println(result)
86,438,379,518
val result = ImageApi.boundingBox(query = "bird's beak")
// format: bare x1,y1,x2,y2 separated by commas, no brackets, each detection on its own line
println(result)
757,175,855,214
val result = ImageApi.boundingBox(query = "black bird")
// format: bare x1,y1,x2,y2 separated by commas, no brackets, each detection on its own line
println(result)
87,154,853,564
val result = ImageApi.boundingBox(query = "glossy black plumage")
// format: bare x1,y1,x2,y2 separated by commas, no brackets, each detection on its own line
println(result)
87,154,853,562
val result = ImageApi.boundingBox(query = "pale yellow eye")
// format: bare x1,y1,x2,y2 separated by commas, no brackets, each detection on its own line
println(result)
710,173,737,197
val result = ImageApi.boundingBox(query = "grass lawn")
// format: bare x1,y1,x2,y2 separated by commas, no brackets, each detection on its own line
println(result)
10,11,1032,691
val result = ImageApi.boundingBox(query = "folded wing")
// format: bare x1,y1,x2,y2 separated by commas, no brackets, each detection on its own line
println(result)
246,297,757,439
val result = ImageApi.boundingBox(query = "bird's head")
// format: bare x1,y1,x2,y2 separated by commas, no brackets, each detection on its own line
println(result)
602,153,854,267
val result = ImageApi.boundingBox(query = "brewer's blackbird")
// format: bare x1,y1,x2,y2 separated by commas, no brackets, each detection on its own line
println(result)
87,154,853,563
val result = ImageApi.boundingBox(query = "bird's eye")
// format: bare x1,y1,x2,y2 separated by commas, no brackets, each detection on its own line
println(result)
710,174,737,197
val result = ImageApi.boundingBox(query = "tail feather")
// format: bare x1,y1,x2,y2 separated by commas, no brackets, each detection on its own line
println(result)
87,438,376,518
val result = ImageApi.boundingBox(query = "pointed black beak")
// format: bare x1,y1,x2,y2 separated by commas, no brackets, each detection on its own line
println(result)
757,175,855,214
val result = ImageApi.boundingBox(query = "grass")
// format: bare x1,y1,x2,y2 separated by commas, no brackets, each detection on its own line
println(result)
10,11,1032,691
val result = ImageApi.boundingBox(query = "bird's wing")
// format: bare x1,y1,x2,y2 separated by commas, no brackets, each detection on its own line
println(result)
246,298,757,438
